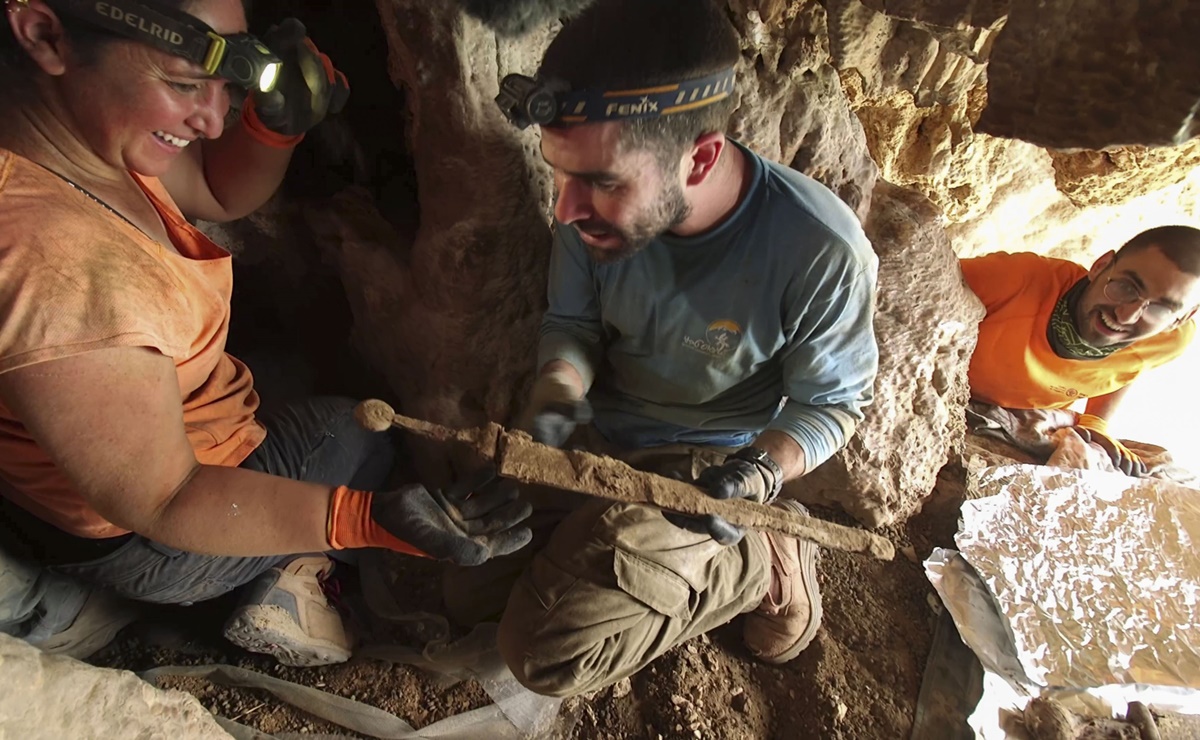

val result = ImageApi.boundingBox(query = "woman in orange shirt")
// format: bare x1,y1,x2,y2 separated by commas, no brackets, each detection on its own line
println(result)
0,0,530,666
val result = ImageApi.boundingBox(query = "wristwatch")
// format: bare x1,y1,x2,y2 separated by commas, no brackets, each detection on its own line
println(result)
731,446,784,502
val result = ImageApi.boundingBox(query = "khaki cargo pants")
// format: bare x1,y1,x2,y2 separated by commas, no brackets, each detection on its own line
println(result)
443,428,771,698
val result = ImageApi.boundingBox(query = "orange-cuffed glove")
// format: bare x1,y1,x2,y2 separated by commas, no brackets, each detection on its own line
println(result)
327,484,532,566
1074,414,1148,477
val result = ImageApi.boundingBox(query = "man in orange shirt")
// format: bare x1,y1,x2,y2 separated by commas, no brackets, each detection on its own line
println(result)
961,226,1200,475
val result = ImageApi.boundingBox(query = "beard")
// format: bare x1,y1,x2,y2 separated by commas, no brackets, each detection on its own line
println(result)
576,182,691,265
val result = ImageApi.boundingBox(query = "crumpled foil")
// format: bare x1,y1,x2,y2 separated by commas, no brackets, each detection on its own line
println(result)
956,464,1200,690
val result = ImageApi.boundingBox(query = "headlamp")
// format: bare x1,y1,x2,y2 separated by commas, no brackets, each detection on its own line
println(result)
496,67,737,130
496,74,568,130
47,0,281,93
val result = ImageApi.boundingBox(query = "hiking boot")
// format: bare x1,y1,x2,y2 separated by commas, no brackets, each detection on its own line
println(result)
32,589,138,660
223,556,352,667
743,500,822,664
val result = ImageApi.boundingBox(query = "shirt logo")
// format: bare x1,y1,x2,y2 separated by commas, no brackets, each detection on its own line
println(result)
1049,385,1083,398
683,320,743,359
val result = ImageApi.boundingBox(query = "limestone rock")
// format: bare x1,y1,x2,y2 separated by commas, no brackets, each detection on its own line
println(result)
979,0,1200,149
944,141,1200,266
826,0,997,107
857,0,1008,29
847,81,1200,268
451,0,594,37
341,1,555,433
833,0,1200,268
795,181,983,527
1050,141,1200,209
0,634,230,739
728,1,879,219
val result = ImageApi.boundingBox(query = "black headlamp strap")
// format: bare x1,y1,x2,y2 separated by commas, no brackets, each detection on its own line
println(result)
47,0,220,72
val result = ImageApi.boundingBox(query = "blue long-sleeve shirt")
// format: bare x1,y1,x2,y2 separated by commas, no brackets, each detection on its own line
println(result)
538,144,879,469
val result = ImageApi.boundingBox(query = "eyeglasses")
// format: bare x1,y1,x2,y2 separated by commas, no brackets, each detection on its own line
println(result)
1102,276,1177,324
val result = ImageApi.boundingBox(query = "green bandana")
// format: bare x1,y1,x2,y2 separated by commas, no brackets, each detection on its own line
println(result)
1047,278,1128,359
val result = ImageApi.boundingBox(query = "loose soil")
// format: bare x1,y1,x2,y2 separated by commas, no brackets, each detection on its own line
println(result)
89,459,1196,739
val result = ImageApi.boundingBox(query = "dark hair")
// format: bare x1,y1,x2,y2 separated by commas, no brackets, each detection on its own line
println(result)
538,0,740,166
1116,225,1200,276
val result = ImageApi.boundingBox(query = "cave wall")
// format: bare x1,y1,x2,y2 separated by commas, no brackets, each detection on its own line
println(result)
831,0,1200,266
217,0,1200,521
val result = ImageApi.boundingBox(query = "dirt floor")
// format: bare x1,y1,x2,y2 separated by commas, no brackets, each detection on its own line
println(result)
91,469,959,739
89,458,1196,739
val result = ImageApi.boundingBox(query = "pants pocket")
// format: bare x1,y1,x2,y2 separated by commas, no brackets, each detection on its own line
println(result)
612,548,690,620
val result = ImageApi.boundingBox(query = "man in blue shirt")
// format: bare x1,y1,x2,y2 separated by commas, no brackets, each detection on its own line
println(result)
466,0,879,698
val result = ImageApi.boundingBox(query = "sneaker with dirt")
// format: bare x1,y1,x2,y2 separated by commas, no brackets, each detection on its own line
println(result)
743,499,823,664
31,589,138,660
222,556,352,667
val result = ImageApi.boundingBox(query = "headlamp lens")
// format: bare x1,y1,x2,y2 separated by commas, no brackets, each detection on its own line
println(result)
258,63,281,93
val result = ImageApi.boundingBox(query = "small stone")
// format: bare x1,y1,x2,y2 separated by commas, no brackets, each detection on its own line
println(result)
836,702,848,722
927,593,944,614
686,644,698,655
611,678,632,699
671,694,687,706
694,730,702,739
899,545,919,563
730,687,744,697
675,724,683,732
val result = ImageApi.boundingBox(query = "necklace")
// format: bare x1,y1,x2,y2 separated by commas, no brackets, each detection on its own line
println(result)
34,163,144,235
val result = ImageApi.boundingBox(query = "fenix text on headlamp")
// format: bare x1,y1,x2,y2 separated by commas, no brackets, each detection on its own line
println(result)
496,67,736,130
47,0,282,92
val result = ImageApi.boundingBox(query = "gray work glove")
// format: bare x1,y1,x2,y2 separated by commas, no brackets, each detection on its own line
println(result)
666,451,783,546
370,484,532,566
514,370,592,448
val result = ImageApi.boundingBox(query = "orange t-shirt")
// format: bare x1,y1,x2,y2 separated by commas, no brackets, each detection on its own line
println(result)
961,251,1195,410
0,149,266,538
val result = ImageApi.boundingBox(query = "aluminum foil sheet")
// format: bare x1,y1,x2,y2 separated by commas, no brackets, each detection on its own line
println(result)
956,464,1200,690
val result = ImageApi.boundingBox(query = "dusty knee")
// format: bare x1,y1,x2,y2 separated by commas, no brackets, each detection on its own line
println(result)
497,611,613,698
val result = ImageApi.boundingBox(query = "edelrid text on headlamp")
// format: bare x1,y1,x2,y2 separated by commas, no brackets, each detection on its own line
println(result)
496,67,736,130
47,0,281,92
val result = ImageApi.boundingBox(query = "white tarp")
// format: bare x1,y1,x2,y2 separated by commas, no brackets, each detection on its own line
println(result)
925,463,1200,736
957,464,1200,690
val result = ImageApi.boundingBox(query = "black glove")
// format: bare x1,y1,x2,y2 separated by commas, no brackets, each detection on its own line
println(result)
369,483,532,566
250,19,350,136
514,370,592,448
665,449,783,546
